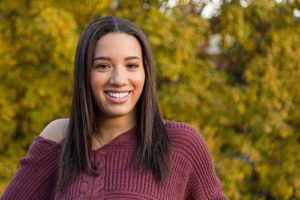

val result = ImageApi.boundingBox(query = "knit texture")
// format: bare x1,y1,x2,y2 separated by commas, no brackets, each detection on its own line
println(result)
1,121,227,200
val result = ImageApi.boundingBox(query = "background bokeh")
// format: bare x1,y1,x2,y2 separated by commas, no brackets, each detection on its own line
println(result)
0,0,299,199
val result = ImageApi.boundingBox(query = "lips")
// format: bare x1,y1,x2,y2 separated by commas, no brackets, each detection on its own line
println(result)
107,91,130,98
104,90,132,104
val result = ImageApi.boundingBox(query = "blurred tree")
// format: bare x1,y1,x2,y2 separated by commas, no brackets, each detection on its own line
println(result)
0,0,299,199
206,0,300,199
0,0,77,191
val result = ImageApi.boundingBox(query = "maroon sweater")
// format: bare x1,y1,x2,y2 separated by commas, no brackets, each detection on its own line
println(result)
1,121,227,200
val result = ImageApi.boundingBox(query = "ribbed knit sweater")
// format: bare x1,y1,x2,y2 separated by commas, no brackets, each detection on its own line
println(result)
1,121,227,200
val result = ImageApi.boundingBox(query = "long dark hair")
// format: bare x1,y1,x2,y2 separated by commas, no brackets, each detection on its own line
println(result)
56,16,171,193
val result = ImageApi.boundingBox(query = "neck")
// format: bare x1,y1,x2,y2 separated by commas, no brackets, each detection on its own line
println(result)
96,112,136,144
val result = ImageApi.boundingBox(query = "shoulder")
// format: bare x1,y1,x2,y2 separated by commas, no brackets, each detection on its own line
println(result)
164,120,226,199
39,118,69,144
164,120,203,142
164,120,210,160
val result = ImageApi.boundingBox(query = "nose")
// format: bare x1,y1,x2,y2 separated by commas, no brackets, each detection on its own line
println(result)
109,66,127,86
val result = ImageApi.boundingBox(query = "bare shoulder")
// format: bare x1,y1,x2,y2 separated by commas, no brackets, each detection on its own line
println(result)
39,118,69,144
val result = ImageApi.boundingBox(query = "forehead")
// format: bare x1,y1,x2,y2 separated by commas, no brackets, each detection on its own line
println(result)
94,32,142,57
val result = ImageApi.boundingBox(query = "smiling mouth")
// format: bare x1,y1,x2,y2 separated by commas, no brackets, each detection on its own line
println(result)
106,91,131,98
104,91,132,104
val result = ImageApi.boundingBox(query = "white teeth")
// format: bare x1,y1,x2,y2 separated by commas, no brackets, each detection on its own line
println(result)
107,92,129,98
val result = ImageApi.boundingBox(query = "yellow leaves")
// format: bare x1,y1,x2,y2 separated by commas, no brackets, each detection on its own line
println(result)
1,109,14,121
256,164,269,183
86,0,111,10
0,40,16,78
36,6,76,39
263,124,272,134
218,156,252,200
261,168,294,196
274,181,293,199
203,124,217,136
0,0,299,199
231,87,246,114
229,87,247,115
51,0,111,29
294,178,300,197
222,4,254,51
33,5,77,73
236,103,245,115
240,141,262,164
37,88,47,98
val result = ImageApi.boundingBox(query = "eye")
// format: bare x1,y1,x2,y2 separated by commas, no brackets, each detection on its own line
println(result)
126,63,139,70
95,63,111,71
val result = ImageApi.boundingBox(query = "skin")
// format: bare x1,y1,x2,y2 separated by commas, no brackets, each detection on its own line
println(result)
40,33,145,149
90,32,145,149
40,118,69,144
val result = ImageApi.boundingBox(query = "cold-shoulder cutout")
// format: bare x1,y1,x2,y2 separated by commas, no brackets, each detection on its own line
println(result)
39,118,69,144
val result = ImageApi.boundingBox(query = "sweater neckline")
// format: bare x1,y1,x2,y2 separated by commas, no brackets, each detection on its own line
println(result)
36,125,136,153
92,125,136,153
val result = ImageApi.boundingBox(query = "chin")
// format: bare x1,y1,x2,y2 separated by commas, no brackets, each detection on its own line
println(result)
103,108,133,118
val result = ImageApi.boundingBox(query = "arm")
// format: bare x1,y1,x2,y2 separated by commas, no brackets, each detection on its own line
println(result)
184,126,227,200
0,119,68,200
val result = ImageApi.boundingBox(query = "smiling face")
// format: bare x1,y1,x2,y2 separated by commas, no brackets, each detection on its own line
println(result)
91,32,145,121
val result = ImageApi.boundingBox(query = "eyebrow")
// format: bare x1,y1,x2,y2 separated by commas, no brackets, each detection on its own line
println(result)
93,56,140,61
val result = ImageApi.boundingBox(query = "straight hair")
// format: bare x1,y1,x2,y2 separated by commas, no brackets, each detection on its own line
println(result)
56,16,171,194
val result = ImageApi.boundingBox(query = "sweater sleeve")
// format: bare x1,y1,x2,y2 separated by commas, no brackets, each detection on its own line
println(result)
0,136,62,200
183,126,228,200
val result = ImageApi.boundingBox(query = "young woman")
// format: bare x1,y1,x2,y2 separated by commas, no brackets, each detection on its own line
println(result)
1,16,227,200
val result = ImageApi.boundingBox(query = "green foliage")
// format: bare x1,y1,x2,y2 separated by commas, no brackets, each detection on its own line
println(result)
0,0,299,199
0,0,76,192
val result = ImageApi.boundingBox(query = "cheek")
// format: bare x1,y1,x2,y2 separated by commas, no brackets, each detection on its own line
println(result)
133,72,145,91
90,73,106,94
